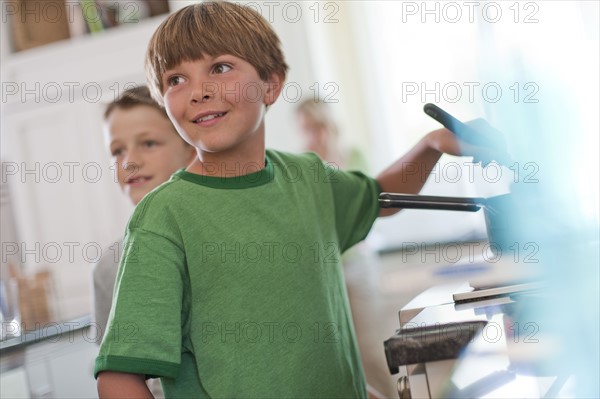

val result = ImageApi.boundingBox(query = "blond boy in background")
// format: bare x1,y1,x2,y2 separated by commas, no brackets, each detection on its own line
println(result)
92,86,195,397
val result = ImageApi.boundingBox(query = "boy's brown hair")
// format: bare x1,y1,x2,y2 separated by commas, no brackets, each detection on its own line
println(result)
145,1,289,105
104,85,167,119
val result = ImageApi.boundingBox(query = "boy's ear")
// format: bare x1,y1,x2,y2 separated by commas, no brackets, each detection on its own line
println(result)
264,73,285,106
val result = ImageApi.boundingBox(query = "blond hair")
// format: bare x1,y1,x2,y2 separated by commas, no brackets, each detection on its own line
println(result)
104,85,167,119
296,98,339,137
145,1,289,105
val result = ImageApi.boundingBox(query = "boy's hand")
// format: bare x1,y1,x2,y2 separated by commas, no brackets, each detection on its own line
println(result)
426,119,512,166
377,120,511,217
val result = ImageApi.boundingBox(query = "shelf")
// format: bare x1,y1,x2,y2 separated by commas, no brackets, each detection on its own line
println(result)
1,14,169,114
2,13,166,69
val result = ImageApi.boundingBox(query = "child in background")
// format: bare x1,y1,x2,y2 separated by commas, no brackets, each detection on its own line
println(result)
95,3,487,398
92,86,195,398
93,86,195,338
296,98,368,172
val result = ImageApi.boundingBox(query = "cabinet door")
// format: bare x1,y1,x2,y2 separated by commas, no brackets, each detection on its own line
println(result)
0,367,30,398
46,338,99,398
22,328,99,398
2,100,132,321
1,15,164,323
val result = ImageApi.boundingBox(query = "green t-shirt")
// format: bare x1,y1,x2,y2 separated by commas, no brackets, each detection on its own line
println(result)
95,150,381,398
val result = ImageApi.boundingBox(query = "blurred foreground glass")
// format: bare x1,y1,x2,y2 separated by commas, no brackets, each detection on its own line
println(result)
477,2,600,396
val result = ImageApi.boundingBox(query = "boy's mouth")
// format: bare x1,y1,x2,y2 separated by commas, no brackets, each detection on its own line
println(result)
192,111,227,125
126,176,152,186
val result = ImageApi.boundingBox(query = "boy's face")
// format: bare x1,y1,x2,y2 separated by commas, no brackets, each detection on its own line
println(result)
297,111,329,150
105,105,195,205
160,55,281,159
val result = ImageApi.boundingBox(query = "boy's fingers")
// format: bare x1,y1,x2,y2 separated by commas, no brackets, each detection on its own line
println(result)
466,118,503,136
466,118,491,131
459,140,510,167
465,118,508,150
458,120,513,166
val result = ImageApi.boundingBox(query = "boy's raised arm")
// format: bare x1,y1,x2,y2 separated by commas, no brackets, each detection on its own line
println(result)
377,128,466,217
97,371,154,399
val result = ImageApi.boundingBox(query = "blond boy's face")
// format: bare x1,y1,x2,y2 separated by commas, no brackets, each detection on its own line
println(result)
105,105,195,205
160,55,281,159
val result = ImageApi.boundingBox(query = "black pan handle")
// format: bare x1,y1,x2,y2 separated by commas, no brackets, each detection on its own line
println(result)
379,192,485,212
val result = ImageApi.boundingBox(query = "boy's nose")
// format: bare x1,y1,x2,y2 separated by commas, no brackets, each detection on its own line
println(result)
190,81,217,103
123,151,143,172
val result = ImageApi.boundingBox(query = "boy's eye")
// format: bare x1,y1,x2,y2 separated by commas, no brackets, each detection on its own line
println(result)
213,63,232,74
166,75,185,86
142,140,158,148
111,148,123,157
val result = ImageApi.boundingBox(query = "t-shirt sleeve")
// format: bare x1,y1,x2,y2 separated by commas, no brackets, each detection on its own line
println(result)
324,161,382,252
94,227,186,379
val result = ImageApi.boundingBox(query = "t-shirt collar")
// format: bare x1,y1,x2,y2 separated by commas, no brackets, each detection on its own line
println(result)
172,153,274,189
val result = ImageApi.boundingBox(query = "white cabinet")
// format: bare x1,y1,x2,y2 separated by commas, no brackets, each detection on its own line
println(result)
1,17,165,321
0,366,29,398
29,334,99,398
3,99,132,319
1,323,99,399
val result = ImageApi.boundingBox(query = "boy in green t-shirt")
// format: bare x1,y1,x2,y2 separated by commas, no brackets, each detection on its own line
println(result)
95,2,486,398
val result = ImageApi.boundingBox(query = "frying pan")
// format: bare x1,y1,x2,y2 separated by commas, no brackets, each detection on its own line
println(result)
379,192,520,255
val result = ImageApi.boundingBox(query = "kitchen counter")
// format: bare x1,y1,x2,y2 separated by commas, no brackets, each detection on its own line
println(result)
383,282,574,398
0,314,93,353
